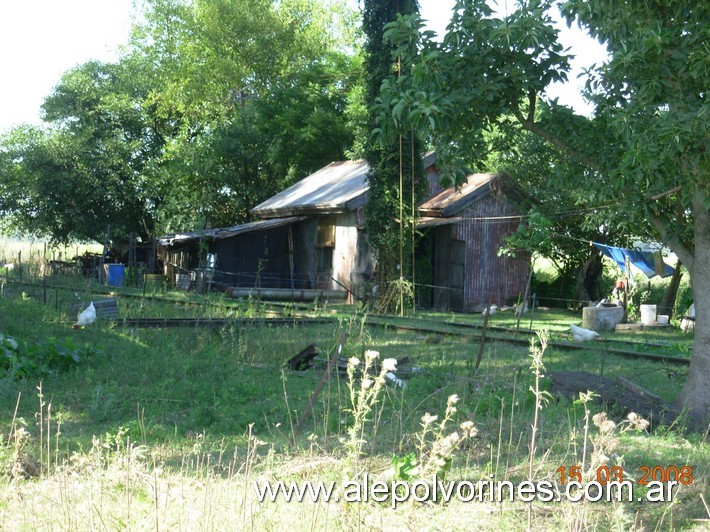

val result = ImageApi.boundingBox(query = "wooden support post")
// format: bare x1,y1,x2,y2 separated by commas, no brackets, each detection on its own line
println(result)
150,238,157,274
517,266,533,334
470,298,491,391
529,293,536,330
291,332,348,447
288,224,295,290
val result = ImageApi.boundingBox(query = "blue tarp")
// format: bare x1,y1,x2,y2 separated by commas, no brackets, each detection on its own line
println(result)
593,243,675,279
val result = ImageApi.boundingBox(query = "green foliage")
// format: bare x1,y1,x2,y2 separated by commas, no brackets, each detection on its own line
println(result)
362,0,425,281
390,452,418,481
0,59,167,245
1,335,87,379
374,0,709,414
0,0,364,242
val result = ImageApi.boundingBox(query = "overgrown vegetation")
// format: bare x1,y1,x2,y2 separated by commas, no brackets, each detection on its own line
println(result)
0,262,706,529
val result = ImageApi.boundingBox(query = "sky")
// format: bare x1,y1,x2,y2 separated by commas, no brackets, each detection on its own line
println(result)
0,0,135,132
0,0,606,134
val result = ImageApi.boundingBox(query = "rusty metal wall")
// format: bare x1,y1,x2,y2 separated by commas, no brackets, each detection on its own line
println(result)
449,194,531,312
432,225,451,310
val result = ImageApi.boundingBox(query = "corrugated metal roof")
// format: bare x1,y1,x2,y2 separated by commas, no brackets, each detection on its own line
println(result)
158,216,308,246
250,160,370,218
418,173,496,218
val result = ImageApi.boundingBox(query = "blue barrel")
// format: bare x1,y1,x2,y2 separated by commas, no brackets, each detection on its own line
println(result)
106,263,126,287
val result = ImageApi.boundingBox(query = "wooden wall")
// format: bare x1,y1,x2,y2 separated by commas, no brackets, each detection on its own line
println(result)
432,193,530,312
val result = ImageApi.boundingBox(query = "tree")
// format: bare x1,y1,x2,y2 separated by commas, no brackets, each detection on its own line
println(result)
377,0,709,420
0,0,364,241
0,59,168,245
128,0,363,232
361,0,424,289
487,122,630,304
155,61,359,232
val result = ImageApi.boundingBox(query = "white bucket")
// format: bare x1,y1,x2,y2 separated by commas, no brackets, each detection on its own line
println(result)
640,304,657,325
657,315,669,325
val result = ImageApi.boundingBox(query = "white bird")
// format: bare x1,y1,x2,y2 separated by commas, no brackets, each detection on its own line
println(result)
74,302,96,328
482,304,498,316
680,304,695,333
570,324,600,342
515,301,528,318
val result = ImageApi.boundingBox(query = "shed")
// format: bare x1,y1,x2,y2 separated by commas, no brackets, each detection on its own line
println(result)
417,173,530,312
157,217,308,290
157,156,530,311
250,159,376,298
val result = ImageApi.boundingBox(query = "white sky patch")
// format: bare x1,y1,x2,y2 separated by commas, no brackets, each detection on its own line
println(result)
0,0,133,132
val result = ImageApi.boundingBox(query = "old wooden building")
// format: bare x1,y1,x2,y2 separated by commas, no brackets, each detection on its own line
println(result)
418,173,530,312
157,217,309,291
157,156,530,311
157,159,379,298
248,159,376,299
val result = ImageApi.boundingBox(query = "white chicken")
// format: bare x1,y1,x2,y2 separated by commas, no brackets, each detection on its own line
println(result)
570,324,600,342
482,304,498,316
515,301,528,318
74,302,97,328
680,304,695,333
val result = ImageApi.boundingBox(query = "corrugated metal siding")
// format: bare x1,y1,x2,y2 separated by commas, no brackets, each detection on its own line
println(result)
293,218,317,288
251,160,370,217
433,225,451,310
211,227,292,288
449,195,530,311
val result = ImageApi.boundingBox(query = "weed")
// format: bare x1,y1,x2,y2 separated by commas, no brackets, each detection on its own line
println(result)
344,350,397,472
0,272,705,529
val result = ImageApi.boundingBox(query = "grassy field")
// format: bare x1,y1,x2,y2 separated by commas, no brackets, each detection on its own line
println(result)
0,270,707,530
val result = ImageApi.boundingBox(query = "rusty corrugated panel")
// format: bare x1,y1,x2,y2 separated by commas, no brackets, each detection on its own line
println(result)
419,174,495,218
449,193,530,312
252,155,441,219
157,216,307,246
416,216,462,228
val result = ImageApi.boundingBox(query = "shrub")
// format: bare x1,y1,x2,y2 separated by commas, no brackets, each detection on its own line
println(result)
0,335,87,379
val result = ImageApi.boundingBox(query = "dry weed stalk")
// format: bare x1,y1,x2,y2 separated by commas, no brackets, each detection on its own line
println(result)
344,350,398,472
527,330,551,530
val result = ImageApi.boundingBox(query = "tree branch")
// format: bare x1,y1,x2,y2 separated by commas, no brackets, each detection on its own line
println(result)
512,93,602,173
648,211,695,273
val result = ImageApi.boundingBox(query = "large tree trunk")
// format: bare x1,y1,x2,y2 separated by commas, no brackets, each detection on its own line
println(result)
658,260,682,318
678,193,710,425
575,248,603,303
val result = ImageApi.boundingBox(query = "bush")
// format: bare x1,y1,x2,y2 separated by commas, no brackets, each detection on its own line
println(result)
0,335,87,379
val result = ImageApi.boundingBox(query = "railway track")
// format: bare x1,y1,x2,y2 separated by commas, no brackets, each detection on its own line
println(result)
113,317,335,328
109,314,690,366
6,279,691,366
362,316,690,366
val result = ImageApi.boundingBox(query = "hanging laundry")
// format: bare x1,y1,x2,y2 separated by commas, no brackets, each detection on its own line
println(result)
593,243,674,279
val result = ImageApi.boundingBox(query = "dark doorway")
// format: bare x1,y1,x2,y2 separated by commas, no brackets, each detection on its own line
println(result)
449,239,466,312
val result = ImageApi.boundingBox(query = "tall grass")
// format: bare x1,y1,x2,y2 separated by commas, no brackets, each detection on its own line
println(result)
0,270,707,529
